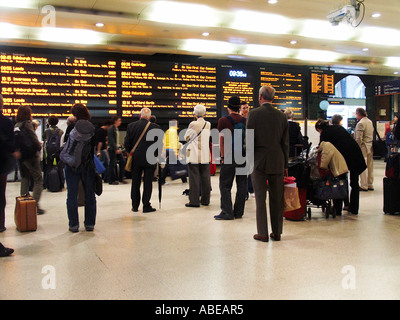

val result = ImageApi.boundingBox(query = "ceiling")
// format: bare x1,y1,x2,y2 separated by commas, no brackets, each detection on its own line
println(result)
1,0,400,76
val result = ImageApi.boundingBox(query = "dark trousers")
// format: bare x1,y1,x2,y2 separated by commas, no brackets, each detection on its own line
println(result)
333,171,359,215
219,163,247,218
0,174,7,230
108,149,125,183
65,165,97,228
131,165,155,210
188,163,211,206
252,170,284,237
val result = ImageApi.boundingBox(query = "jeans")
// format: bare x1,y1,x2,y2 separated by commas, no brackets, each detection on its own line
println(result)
65,165,97,228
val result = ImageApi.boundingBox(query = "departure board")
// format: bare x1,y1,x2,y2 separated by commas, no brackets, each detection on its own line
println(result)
220,65,256,117
120,60,217,120
0,51,118,118
310,70,335,95
259,67,304,118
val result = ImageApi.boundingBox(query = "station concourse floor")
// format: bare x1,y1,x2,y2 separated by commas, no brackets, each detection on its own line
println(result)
0,159,399,300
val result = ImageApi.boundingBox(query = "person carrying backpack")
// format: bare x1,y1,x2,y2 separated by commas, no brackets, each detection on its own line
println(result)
43,116,64,190
214,96,247,220
61,103,96,233
14,106,45,214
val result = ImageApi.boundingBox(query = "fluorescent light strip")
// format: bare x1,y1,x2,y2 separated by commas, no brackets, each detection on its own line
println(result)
244,44,291,59
230,10,293,35
386,57,400,68
0,22,24,39
299,19,356,41
181,39,235,55
146,1,219,27
296,49,341,63
359,27,400,47
36,27,105,45
0,0,36,9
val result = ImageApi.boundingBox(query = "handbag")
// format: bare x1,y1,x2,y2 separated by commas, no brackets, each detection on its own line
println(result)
94,155,106,174
315,177,348,200
373,125,387,159
169,160,188,180
94,172,103,196
125,121,151,172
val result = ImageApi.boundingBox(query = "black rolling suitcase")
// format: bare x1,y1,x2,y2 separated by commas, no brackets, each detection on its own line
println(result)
47,166,61,192
383,177,400,214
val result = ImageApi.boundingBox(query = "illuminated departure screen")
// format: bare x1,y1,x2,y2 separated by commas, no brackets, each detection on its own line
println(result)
259,67,304,118
0,51,118,118
220,65,256,117
310,70,335,95
120,60,217,120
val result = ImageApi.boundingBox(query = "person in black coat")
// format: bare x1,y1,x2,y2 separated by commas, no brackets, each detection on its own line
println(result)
315,119,367,215
125,108,162,213
285,109,304,158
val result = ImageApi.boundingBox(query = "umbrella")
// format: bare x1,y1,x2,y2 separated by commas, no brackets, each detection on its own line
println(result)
158,162,162,209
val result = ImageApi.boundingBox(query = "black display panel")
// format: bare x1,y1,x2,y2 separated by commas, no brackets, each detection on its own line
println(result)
0,50,118,117
219,64,256,117
120,59,217,121
259,66,304,118
310,70,335,95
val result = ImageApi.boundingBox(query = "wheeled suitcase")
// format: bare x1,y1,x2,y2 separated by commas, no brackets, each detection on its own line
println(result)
46,166,61,192
383,177,400,214
385,152,400,180
15,195,37,232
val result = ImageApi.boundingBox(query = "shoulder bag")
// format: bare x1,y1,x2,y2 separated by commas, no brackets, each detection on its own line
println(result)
125,121,151,172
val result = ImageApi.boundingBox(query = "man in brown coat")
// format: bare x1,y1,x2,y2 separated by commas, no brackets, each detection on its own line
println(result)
247,86,289,242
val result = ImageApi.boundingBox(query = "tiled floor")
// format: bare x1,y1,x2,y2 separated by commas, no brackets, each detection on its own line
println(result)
1,159,399,300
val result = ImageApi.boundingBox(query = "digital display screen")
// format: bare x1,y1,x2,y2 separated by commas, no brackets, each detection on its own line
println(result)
120,60,217,120
310,70,335,95
220,65,256,117
259,67,304,118
0,51,118,117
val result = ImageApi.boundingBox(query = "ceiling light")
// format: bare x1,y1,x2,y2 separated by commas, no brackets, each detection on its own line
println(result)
95,22,104,27
230,10,293,35
268,0,278,4
371,13,381,18
290,40,297,45
37,27,105,45
394,72,399,75
0,23,24,39
202,32,210,36
181,39,235,55
299,19,355,41
385,57,400,68
244,44,291,59
146,1,219,27
296,49,340,63
0,0,36,9
359,27,400,46
362,48,369,51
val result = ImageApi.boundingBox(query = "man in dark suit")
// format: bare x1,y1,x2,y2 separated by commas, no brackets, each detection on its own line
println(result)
284,108,303,158
125,108,162,213
247,86,289,242
316,119,367,215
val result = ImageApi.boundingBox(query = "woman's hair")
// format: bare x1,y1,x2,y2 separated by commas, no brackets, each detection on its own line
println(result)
16,106,32,123
71,103,91,120
315,118,330,131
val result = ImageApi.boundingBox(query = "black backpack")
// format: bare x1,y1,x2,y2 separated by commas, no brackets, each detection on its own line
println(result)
227,116,246,157
14,122,39,160
45,128,61,158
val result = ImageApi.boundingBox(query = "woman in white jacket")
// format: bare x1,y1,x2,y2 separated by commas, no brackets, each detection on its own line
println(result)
184,104,211,207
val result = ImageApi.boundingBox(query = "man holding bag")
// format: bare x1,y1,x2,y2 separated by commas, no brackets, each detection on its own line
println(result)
125,108,161,213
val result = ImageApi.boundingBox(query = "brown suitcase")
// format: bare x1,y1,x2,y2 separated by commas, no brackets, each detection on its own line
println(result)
15,195,37,232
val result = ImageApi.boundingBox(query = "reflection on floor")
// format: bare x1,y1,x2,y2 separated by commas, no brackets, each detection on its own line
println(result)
1,159,399,300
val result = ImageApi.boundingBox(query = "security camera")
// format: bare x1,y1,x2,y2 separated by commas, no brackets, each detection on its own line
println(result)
327,5,358,26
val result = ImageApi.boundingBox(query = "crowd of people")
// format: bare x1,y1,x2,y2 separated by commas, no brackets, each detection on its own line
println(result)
0,86,391,256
